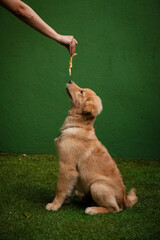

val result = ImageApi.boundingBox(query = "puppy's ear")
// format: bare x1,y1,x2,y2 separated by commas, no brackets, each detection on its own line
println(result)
83,101,96,118
82,97,102,119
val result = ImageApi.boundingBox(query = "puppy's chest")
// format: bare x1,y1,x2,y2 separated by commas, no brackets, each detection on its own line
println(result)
55,133,82,156
55,129,93,158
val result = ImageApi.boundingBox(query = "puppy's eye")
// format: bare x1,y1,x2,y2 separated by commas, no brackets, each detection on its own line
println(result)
80,90,84,94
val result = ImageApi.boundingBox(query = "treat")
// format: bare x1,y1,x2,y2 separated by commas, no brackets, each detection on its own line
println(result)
69,53,77,76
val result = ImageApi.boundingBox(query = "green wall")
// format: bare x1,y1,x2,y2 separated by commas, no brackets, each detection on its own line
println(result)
0,0,160,159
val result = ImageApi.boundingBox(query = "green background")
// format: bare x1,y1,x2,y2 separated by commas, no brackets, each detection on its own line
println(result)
0,0,160,159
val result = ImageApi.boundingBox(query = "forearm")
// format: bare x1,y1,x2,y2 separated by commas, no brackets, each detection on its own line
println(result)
0,0,78,55
0,0,60,41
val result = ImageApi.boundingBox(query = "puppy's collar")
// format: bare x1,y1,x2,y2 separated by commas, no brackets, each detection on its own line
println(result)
58,125,82,138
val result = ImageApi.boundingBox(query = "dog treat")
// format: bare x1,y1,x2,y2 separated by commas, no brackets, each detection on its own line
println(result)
69,53,77,76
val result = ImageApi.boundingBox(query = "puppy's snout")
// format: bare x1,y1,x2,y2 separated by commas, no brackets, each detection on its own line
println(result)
68,80,73,84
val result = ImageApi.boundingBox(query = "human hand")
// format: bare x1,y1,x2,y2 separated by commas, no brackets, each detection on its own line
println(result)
56,35,78,56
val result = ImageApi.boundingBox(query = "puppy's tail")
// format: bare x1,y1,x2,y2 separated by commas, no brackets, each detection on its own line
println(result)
124,188,138,208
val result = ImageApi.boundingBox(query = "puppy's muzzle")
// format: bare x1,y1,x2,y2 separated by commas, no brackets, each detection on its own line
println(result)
66,87,72,99
66,80,74,99
68,80,73,84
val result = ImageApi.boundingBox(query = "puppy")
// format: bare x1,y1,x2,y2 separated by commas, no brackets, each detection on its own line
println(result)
46,81,138,215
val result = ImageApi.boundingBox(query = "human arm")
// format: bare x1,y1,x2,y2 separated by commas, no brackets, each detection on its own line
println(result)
0,0,78,55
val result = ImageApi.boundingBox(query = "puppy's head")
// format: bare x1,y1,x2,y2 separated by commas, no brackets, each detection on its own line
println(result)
66,81,102,119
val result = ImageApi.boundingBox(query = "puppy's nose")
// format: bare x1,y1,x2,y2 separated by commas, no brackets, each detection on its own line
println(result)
68,80,73,84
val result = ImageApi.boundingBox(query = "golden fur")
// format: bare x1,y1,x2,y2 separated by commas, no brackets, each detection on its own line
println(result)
46,81,138,215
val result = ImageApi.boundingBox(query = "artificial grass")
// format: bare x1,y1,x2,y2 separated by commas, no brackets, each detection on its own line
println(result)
0,153,160,240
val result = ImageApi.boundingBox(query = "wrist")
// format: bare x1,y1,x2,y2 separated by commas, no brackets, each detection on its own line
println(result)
49,30,60,41
53,33,62,43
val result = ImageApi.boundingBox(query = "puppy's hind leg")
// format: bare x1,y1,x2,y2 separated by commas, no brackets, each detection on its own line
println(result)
85,181,120,215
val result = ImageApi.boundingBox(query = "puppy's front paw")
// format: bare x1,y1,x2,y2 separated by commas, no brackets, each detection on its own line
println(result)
64,196,71,204
75,190,85,200
45,203,60,211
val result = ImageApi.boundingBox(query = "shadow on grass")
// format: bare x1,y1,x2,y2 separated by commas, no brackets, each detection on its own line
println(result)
13,182,88,212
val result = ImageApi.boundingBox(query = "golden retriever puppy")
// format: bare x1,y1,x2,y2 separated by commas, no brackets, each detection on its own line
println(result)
46,81,138,215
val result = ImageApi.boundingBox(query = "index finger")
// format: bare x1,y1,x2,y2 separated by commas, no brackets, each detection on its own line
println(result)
69,39,78,56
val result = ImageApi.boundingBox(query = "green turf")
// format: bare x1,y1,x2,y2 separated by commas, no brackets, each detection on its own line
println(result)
0,153,160,240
